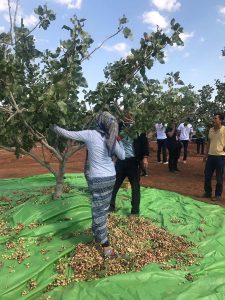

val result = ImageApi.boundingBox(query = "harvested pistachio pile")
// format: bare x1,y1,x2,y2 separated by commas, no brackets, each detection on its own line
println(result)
50,214,202,287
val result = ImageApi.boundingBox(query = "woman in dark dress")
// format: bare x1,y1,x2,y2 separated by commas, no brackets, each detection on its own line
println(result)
166,120,180,172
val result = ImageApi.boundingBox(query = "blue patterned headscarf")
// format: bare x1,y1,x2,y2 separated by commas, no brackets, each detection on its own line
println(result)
95,111,118,157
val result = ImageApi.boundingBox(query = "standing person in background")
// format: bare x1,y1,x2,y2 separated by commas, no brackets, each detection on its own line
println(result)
166,120,180,172
203,113,225,201
195,124,206,155
50,111,125,258
155,122,168,164
109,114,149,215
177,119,193,163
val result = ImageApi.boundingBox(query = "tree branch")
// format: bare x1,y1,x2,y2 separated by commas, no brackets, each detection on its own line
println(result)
13,0,19,33
64,144,84,159
0,145,58,176
39,139,63,162
7,90,63,162
26,149,58,176
7,0,13,44
0,145,15,153
81,27,123,62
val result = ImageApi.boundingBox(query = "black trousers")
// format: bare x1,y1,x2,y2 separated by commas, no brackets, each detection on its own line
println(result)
178,140,189,161
204,155,225,197
110,158,140,214
157,139,167,162
196,138,205,154
167,145,179,171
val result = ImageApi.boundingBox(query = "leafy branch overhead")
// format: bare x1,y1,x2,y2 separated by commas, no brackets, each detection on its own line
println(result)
85,19,184,131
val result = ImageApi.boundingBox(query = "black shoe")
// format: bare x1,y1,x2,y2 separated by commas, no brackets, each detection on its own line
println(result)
141,173,148,177
174,168,180,172
212,195,222,201
130,209,139,215
129,213,139,218
169,169,175,172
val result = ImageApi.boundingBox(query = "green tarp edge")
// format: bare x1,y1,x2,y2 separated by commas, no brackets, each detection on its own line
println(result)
0,173,225,300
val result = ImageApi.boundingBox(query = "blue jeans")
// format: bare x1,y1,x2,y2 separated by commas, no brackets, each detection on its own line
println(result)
204,155,225,197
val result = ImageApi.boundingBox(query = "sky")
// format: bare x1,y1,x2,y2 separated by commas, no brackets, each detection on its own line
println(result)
0,0,225,92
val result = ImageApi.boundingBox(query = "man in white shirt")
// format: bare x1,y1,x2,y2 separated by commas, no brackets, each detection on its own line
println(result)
177,120,193,163
155,122,168,164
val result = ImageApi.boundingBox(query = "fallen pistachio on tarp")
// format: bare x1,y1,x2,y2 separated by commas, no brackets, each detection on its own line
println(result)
47,214,202,288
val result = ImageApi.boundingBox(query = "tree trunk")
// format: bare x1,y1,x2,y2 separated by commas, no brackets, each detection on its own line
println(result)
54,159,66,199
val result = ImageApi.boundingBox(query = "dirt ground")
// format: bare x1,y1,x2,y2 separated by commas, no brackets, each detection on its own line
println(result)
0,142,224,207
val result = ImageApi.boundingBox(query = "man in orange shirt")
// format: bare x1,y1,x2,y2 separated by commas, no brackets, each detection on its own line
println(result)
203,113,225,201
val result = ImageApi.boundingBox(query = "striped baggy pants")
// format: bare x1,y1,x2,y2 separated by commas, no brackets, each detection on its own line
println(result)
88,175,116,245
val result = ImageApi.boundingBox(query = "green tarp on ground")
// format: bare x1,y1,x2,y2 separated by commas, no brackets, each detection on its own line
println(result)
0,173,225,300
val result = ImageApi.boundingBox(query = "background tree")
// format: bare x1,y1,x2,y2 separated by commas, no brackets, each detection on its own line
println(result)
85,19,184,134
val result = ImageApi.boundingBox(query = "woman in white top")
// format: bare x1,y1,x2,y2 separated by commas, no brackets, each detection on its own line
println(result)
155,122,168,163
52,111,125,258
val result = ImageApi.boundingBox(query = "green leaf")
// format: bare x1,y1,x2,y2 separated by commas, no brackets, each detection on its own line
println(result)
146,59,154,70
62,25,72,31
119,15,128,25
57,101,67,114
122,27,132,39
170,18,175,27
34,5,44,16
140,67,145,78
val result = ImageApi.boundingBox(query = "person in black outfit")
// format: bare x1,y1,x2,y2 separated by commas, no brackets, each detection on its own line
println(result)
166,120,180,172
109,119,149,215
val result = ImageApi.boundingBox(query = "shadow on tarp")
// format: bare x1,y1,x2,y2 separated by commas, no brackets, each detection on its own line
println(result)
0,173,225,300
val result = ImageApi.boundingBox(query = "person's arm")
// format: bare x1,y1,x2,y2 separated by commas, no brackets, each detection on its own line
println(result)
189,126,194,141
141,133,149,169
114,140,125,160
177,124,181,139
203,141,210,162
203,131,210,162
51,125,89,142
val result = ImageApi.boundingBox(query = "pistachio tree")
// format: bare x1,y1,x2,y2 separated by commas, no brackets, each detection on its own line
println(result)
85,19,185,134
0,3,131,198
0,2,186,198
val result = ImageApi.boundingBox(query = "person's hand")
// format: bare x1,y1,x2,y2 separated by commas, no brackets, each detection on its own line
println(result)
49,124,56,131
203,155,208,162
116,135,121,142
142,157,148,169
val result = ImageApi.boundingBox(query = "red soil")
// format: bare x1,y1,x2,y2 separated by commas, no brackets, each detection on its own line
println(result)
0,142,224,207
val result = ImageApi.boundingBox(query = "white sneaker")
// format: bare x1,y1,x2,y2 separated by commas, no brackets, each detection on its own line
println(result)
163,162,168,164
183,160,187,164
157,161,162,164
